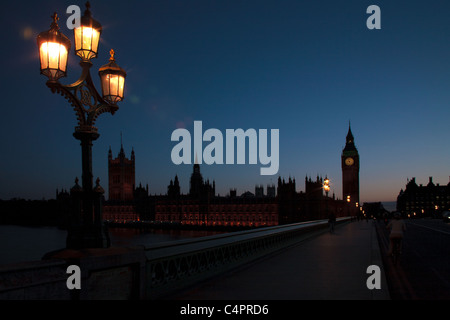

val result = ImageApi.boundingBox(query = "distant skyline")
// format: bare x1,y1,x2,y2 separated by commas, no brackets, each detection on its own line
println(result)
3,0,450,203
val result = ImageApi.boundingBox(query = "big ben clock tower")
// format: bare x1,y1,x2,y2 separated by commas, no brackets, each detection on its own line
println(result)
341,124,360,210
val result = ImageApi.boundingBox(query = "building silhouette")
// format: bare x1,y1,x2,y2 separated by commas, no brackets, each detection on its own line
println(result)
397,176,450,217
167,175,181,198
255,185,264,198
341,123,360,214
99,125,360,226
103,139,141,223
108,140,135,201
189,161,215,199
155,166,279,227
267,184,276,197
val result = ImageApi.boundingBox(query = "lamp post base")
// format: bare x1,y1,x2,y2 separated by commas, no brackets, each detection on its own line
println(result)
66,130,110,250
66,224,111,249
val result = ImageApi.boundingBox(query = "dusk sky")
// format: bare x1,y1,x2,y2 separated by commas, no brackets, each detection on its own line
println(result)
3,0,450,203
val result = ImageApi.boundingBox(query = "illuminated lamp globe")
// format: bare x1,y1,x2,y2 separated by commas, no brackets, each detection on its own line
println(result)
98,49,127,104
37,13,71,81
74,2,102,61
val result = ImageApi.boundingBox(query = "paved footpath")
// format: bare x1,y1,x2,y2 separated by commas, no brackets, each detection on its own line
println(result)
168,220,390,300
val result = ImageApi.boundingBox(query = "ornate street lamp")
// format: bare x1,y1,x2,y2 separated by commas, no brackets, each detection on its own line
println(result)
323,177,330,197
37,3,127,249
323,177,330,219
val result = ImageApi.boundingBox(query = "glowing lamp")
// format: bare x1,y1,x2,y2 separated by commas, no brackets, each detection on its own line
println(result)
37,13,71,81
98,49,127,104
323,177,330,193
74,2,102,61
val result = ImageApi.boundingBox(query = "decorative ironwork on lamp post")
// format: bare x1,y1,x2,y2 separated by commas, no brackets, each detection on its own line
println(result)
37,3,127,249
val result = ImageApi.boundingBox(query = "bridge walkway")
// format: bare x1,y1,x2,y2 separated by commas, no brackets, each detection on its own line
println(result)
166,220,390,300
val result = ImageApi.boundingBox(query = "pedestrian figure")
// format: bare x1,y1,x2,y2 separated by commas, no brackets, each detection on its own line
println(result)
387,212,406,256
328,212,336,233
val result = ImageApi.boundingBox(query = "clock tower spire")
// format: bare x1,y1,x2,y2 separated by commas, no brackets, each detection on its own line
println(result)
342,123,360,213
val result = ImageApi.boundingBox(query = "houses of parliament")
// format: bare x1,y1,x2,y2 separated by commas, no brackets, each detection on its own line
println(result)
60,125,361,228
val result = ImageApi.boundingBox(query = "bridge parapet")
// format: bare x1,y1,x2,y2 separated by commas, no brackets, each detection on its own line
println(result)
144,217,350,299
0,217,350,300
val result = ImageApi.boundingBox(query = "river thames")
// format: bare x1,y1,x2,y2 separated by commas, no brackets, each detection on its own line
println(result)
0,225,222,266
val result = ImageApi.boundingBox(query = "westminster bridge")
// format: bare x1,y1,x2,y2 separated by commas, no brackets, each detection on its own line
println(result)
0,217,391,300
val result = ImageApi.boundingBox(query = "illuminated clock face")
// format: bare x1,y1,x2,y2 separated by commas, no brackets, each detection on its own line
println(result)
345,157,354,166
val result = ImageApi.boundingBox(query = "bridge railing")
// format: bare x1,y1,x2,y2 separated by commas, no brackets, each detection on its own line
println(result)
144,217,350,299
0,217,350,300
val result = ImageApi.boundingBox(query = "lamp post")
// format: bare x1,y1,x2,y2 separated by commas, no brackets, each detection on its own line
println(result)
37,3,127,249
323,177,330,197
323,177,330,218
